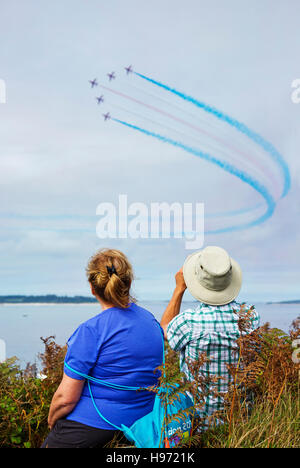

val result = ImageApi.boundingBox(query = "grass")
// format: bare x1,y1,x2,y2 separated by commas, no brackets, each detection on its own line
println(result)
198,390,299,448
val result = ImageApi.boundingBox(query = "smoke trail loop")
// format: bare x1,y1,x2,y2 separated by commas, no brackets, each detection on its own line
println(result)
113,117,276,234
134,72,290,198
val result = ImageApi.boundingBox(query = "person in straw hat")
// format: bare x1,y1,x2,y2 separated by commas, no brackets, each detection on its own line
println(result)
160,246,260,428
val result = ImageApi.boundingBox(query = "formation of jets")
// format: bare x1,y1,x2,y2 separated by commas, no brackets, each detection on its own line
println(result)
89,66,133,121
125,64,133,75
103,112,111,121
107,71,116,81
96,95,104,104
89,78,98,88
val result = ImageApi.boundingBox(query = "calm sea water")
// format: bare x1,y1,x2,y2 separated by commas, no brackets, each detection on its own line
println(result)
0,301,299,367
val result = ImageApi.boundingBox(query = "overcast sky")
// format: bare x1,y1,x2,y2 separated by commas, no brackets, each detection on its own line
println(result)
0,0,300,302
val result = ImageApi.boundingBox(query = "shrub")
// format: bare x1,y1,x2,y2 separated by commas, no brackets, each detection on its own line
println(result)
0,313,299,448
0,337,66,448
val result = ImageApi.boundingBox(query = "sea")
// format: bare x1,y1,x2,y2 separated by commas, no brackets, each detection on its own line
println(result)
0,301,299,368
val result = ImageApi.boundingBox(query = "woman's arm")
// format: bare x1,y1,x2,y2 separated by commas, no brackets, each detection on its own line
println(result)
160,268,187,338
48,373,85,429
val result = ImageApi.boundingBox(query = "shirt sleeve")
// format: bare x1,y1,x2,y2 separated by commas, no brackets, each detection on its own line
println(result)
250,305,260,330
166,312,192,352
64,323,100,380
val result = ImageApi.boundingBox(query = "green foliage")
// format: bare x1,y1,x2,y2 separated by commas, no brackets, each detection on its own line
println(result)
0,338,66,448
0,314,299,448
137,311,300,449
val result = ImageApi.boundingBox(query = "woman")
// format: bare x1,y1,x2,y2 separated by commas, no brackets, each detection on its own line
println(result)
42,249,164,448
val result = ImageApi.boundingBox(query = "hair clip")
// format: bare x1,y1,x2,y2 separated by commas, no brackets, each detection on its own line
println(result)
106,265,117,277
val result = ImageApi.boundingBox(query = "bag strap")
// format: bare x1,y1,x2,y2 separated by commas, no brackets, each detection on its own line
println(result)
87,380,123,431
64,362,142,391
64,320,165,430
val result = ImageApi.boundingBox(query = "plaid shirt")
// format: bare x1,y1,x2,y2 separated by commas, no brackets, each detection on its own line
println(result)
166,301,260,424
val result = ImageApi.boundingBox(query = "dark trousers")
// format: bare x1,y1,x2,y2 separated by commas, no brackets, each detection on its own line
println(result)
41,418,124,448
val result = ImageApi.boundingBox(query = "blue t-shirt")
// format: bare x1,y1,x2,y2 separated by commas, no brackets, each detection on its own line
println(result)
64,302,164,430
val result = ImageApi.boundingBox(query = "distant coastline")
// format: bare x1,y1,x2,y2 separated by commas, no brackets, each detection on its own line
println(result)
0,295,177,305
0,295,97,304
266,300,300,305
0,295,299,305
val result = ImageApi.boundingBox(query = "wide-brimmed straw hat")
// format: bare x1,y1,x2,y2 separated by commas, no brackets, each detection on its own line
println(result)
183,246,242,306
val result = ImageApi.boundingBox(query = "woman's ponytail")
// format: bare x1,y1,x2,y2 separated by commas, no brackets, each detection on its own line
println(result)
86,249,134,308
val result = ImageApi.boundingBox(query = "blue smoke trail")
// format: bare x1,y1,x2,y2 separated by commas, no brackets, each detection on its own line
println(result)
134,72,291,198
112,118,276,234
206,203,262,219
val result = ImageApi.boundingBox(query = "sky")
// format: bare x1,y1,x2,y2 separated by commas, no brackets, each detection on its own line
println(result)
0,0,300,302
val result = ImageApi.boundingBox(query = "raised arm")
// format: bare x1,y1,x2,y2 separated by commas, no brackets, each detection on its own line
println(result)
160,268,187,338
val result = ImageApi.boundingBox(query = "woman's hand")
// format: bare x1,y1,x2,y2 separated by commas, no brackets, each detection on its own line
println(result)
175,267,187,293
48,419,54,431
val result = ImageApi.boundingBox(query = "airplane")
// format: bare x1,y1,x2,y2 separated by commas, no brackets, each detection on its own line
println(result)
107,71,116,81
89,78,98,88
103,112,111,121
96,95,104,104
125,65,133,75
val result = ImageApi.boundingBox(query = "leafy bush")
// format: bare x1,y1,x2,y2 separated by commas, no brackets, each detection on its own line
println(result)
142,310,300,448
0,314,299,448
0,337,66,448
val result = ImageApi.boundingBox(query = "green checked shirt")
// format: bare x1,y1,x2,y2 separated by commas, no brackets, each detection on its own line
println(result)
166,301,260,424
